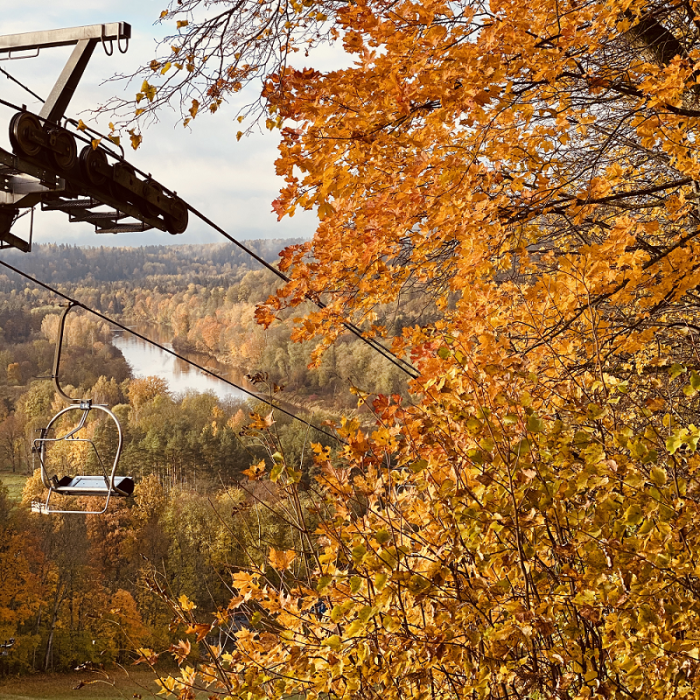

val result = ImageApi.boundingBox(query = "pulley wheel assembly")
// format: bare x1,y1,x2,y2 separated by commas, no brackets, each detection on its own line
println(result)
9,112,43,158
165,198,188,235
80,145,109,187
48,128,77,172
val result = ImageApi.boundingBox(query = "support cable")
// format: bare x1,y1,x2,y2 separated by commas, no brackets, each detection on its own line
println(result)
0,66,44,104
0,82,420,379
0,257,344,444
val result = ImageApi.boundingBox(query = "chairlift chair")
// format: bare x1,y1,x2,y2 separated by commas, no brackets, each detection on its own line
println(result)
31,302,134,515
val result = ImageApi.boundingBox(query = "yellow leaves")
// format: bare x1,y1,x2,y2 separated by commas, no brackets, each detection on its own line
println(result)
177,594,196,612
134,647,159,665
243,459,266,480
650,467,667,487
177,20,189,29
322,634,341,650
666,425,700,454
623,504,644,527
156,675,179,696
139,81,156,104
186,622,212,641
128,129,142,150
169,638,191,664
189,99,199,119
269,548,296,571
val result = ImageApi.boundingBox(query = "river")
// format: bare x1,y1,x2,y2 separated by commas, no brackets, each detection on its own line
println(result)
112,329,248,401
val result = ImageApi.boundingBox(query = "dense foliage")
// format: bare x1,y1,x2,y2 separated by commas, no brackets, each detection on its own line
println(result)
108,0,700,699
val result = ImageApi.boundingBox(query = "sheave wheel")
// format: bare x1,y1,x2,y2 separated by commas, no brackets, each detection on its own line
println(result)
165,198,188,234
111,161,138,203
48,129,77,172
143,181,165,218
9,112,43,158
80,145,109,187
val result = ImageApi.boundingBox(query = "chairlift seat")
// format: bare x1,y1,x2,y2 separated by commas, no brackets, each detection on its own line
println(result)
53,475,134,497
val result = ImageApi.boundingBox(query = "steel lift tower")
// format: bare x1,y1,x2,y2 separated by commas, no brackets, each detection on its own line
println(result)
0,23,188,252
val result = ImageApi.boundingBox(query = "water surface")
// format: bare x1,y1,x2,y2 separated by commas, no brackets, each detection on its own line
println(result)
112,330,247,401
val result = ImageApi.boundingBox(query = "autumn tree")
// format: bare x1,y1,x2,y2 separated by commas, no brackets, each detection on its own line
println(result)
0,414,25,474
114,0,700,698
0,484,42,667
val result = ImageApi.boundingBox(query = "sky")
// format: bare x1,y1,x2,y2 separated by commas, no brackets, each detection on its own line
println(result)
1,0,333,248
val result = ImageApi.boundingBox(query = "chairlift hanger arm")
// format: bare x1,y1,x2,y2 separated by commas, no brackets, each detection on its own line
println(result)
0,23,131,124
52,302,85,404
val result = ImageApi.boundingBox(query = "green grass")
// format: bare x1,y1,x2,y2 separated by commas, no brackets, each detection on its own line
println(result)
0,472,29,501
0,669,163,700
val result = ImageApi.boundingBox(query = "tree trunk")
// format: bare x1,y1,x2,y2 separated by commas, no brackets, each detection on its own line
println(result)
44,584,64,671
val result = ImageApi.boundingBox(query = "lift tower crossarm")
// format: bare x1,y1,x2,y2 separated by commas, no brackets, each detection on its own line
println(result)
0,23,131,124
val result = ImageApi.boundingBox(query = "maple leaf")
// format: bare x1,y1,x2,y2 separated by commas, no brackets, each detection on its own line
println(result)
169,639,191,665
243,459,266,480
268,548,296,571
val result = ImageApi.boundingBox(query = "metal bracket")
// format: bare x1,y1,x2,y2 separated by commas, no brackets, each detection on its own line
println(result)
0,22,188,251
0,23,131,124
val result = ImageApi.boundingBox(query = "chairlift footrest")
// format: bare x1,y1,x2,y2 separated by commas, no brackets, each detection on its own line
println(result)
53,475,134,497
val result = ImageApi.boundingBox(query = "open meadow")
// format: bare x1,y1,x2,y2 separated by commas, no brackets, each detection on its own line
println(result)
0,472,29,501
0,669,163,700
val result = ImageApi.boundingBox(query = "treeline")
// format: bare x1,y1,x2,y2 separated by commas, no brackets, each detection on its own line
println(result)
0,239,301,288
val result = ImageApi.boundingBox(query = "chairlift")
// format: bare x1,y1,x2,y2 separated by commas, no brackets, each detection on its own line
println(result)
31,303,134,515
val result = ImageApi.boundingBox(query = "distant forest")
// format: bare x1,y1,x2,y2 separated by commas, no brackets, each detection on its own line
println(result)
0,239,302,288
0,240,426,407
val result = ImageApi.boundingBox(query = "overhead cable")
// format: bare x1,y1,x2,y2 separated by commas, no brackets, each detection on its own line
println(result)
0,66,45,104
0,258,344,445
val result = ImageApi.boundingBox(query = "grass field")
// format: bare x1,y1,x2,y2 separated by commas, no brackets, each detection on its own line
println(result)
0,669,164,700
0,472,29,501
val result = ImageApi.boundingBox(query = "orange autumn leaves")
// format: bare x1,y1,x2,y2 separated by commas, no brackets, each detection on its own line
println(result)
257,0,700,380
268,547,296,571
136,1,700,699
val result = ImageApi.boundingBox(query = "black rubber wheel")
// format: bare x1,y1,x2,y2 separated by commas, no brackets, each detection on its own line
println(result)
142,181,165,218
79,145,109,187
165,198,188,234
48,128,77,172
9,112,43,158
